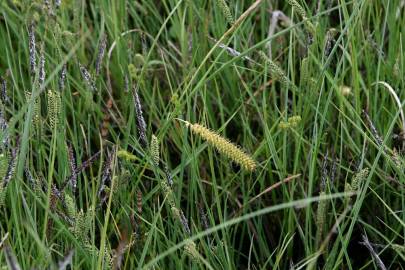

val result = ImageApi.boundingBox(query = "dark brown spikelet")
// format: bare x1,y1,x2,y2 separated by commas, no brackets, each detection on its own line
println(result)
320,150,329,191
98,149,114,205
2,146,18,188
164,164,173,186
198,202,210,231
330,153,337,185
59,63,67,91
79,63,97,92
77,151,101,172
367,33,385,59
101,98,113,139
130,190,142,237
40,181,66,211
28,21,37,76
132,86,148,148
24,167,35,187
0,106,9,146
67,143,77,193
62,151,101,191
179,209,191,235
47,184,60,239
197,201,211,246
51,184,64,206
129,209,136,233
363,110,384,146
324,29,337,57
95,34,107,76
1,74,10,104
0,105,7,129
38,44,46,89
137,190,142,217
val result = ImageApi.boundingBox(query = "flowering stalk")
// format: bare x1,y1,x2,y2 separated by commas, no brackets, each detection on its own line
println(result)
179,120,256,171
28,21,36,76
132,86,148,148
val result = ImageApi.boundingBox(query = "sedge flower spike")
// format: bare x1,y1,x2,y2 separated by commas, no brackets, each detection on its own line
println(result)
28,21,36,76
180,120,256,171
214,0,234,25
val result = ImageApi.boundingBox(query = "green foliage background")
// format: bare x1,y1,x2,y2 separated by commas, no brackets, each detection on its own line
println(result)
0,0,404,269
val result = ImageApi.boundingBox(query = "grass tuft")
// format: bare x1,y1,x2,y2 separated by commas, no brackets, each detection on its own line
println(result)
0,1,403,269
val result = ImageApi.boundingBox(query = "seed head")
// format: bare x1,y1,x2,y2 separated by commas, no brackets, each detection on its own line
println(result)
24,167,35,187
85,206,94,236
286,0,315,33
198,202,210,231
64,193,77,220
0,185,6,206
38,45,46,89
47,90,61,130
128,64,137,81
214,0,234,25
278,121,290,130
300,57,310,88
132,87,148,147
117,150,137,161
79,63,97,92
164,164,174,186
2,146,18,188
259,51,298,91
182,121,256,171
28,21,37,76
150,135,159,166
315,191,328,246
1,76,10,104
73,210,87,243
67,143,77,193
98,149,115,206
179,209,191,235
161,180,175,207
184,239,200,261
351,168,369,191
0,154,8,180
363,110,384,147
95,34,107,76
324,28,338,57
25,91,41,127
59,63,67,91
288,115,302,127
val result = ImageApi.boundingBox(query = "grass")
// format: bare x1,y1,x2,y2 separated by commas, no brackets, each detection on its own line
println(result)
0,0,404,269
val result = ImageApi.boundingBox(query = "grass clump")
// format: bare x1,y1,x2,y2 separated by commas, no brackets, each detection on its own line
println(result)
0,0,403,269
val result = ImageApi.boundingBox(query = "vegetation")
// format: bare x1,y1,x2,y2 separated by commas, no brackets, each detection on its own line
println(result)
0,0,404,269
